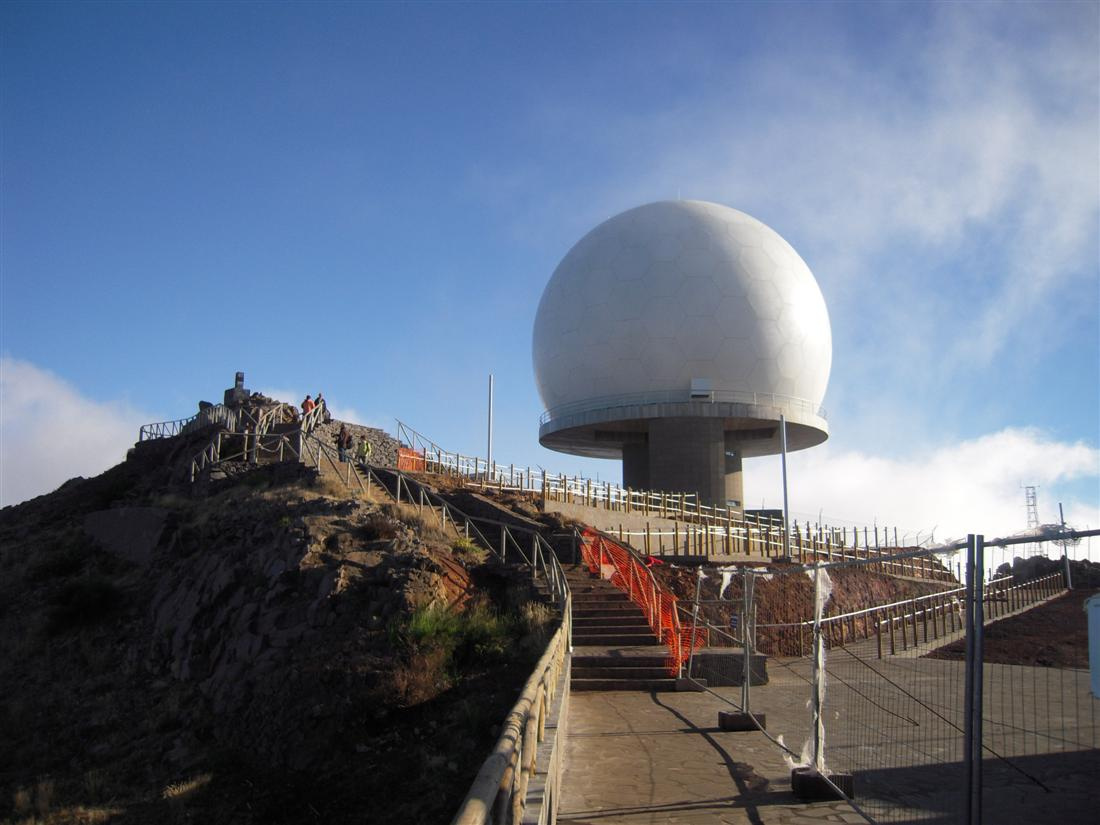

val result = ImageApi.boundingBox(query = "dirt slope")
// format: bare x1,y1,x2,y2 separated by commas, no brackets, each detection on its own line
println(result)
925,588,1096,668
0,441,551,824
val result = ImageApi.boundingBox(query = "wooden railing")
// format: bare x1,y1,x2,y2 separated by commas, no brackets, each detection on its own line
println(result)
875,570,1063,658
395,419,945,576
186,403,322,485
451,617,570,825
140,405,238,440
189,429,306,482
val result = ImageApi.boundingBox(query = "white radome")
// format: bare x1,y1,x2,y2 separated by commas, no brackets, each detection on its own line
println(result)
532,200,832,415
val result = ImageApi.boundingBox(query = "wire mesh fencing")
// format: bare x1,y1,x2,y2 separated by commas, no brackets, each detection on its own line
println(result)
677,537,1099,824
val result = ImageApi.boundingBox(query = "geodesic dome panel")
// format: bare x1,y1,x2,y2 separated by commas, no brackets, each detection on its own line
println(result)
532,200,832,415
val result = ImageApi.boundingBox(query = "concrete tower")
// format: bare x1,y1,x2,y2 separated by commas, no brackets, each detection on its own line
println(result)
532,200,831,509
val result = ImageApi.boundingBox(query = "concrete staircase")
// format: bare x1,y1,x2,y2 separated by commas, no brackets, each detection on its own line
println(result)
567,566,678,692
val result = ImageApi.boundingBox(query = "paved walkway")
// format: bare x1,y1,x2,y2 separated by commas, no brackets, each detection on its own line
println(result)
558,655,1100,824
559,686,859,825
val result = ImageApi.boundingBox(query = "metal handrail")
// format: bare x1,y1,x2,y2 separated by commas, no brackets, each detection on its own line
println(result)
301,431,370,493
539,388,827,426
389,469,571,608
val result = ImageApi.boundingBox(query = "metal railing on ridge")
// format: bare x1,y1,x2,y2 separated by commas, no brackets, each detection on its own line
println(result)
299,428,571,612
141,405,238,440
395,418,950,577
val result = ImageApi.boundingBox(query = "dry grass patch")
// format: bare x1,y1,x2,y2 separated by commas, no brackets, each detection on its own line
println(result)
161,772,212,800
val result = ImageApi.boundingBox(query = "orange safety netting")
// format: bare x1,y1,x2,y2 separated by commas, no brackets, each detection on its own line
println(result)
396,447,426,472
578,528,706,675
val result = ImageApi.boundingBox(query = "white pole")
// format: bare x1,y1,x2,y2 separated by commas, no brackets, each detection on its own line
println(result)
812,561,824,773
780,413,791,559
487,373,494,476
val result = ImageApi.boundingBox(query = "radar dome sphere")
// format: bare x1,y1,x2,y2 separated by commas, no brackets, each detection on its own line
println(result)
532,200,832,415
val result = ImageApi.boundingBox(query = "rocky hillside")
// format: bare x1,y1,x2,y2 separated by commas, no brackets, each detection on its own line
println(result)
0,431,554,824
996,553,1100,589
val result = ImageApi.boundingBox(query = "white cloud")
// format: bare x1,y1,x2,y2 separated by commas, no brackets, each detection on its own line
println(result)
0,357,153,507
746,426,1100,553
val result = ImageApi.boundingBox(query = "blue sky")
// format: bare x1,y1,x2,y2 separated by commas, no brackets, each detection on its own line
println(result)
2,1,1098,555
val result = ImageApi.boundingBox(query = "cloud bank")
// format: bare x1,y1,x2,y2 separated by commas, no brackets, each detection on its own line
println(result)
747,426,1100,547
0,357,151,507
4,357,1095,563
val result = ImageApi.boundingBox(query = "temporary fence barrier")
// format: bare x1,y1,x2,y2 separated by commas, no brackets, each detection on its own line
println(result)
676,531,1099,824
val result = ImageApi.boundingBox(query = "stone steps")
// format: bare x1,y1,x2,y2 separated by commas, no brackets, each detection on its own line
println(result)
571,665,670,680
572,606,642,620
573,652,669,669
573,615,650,628
572,631,659,647
571,594,636,604
571,677,678,692
566,568,673,691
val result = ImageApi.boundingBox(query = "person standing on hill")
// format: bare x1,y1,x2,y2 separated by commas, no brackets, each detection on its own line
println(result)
301,394,315,417
336,424,352,462
317,393,332,424
356,436,373,466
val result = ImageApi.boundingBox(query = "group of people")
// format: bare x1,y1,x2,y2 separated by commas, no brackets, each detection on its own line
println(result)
336,424,373,465
300,393,372,466
300,392,332,424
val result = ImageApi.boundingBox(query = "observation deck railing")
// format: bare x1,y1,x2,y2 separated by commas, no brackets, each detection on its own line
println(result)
538,388,827,427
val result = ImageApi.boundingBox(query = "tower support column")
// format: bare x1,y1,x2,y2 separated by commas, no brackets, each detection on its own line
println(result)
622,442,649,490
646,418,737,508
724,440,744,509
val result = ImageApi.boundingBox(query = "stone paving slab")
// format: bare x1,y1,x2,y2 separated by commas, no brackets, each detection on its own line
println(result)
559,689,854,824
